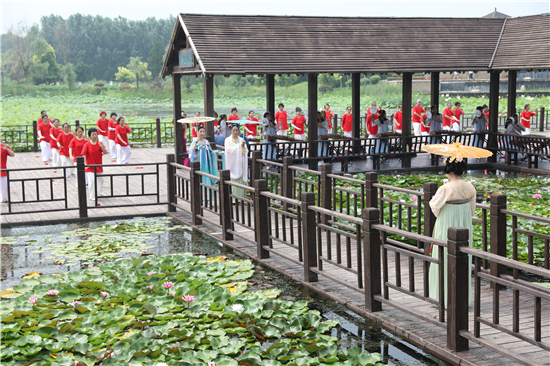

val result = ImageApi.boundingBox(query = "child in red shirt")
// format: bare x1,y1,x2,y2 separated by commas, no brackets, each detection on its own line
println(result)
57,123,75,177
275,104,289,137
324,104,333,130
38,115,52,163
49,119,62,167
341,107,353,137
1,142,15,202
291,107,306,140
115,116,133,164
82,128,108,200
96,111,109,147
245,111,259,137
107,112,118,161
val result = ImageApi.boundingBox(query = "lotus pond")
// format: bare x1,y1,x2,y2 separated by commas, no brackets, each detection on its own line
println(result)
0,217,446,366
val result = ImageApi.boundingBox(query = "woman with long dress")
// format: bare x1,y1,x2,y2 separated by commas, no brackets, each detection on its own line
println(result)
429,158,475,307
224,124,248,199
261,112,278,162
472,107,487,148
189,125,218,188
317,111,329,164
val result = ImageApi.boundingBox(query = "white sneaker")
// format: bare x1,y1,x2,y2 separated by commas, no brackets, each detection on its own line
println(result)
99,193,106,197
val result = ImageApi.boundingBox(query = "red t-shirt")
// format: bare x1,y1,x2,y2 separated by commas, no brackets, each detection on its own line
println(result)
49,127,62,149
325,110,333,129
82,141,104,173
1,144,13,177
191,123,203,138
412,105,424,123
96,118,109,136
341,113,353,132
367,113,380,136
292,115,306,134
420,114,430,133
57,132,74,157
228,114,241,121
520,110,536,129
443,108,454,128
69,137,87,162
453,108,464,122
115,125,131,146
108,120,118,140
245,117,259,136
275,111,289,130
394,111,403,131
38,122,51,143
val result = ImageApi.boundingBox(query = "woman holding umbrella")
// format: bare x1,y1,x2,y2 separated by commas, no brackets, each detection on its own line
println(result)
189,125,218,188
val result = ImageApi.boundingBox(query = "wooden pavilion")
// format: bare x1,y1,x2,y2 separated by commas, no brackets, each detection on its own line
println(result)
161,13,550,169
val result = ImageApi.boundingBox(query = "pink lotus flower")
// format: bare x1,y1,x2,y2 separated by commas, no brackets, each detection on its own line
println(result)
28,297,38,304
146,286,153,292
73,362,79,366
71,300,78,307
100,291,108,299
170,291,176,297
533,193,542,199
183,295,195,309
411,196,418,202
162,282,174,289
378,195,381,198
350,194,355,199
47,290,59,295
147,271,156,276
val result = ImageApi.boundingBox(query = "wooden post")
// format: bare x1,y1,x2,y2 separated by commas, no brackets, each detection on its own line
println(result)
173,74,183,164
488,71,500,163
301,192,318,282
166,154,176,213
156,118,162,148
219,169,233,241
539,107,545,132
266,74,275,116
320,164,332,225
351,73,361,142
32,120,38,152
254,179,270,259
423,182,438,238
401,72,412,168
76,156,87,218
203,73,215,140
430,72,440,108
281,156,293,200
363,208,382,312
365,172,378,208
507,70,517,119
190,161,202,225
75,120,80,128
446,227,470,352
250,151,262,183
490,194,507,290
308,74,318,171
332,113,338,135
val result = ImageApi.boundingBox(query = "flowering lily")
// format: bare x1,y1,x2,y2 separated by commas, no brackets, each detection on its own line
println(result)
533,193,542,199
162,282,174,289
231,304,244,313
155,363,168,366
183,295,195,309
146,286,153,292
147,271,156,276
208,362,216,366
71,300,78,308
100,291,108,299
411,196,418,202
47,290,59,295
28,297,38,305
170,291,176,297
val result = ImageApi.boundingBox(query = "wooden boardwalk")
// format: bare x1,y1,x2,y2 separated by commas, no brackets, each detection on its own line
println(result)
168,204,550,366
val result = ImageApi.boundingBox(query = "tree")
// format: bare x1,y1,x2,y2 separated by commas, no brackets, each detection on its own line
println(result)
147,41,164,78
127,57,151,89
2,22,39,81
61,62,76,90
53,20,71,64
74,61,89,82
30,38,61,84
115,67,135,83
275,74,298,89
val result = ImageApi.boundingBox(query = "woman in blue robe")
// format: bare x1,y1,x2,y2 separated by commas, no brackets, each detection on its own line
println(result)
262,111,278,161
189,125,219,187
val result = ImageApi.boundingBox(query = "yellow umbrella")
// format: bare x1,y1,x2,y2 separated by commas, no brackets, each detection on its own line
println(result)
176,117,216,124
422,142,493,159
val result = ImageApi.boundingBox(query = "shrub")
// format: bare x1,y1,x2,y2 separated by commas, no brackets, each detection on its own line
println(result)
94,81,105,87
369,75,381,85
119,82,134,90
319,85,333,93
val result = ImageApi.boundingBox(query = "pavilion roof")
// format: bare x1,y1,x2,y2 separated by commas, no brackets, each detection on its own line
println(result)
161,13,550,77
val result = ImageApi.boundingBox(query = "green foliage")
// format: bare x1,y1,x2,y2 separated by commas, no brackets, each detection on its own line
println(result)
74,61,89,82
60,62,76,90
319,73,343,88
1,23,40,81
147,41,165,78
369,75,381,85
127,57,152,89
115,66,135,83
119,82,134,90
0,253,387,366
30,38,60,84
275,74,298,89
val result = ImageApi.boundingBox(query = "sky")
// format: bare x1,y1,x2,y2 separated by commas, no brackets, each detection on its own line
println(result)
2,0,549,33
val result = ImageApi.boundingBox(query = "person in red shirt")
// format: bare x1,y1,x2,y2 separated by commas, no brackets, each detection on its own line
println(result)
191,111,203,140
40,110,53,126
244,111,259,137
520,104,538,135
228,107,240,122
1,142,15,202
442,102,454,131
115,116,133,164
82,128,108,201
393,104,403,134
107,112,118,162
366,110,380,137
453,102,464,132
49,119,62,167
412,99,424,136
324,104,333,130
341,106,353,137
420,112,430,136
37,114,52,164
96,111,109,147
69,126,89,187
275,104,289,137
291,107,306,140
57,123,75,177
483,104,506,130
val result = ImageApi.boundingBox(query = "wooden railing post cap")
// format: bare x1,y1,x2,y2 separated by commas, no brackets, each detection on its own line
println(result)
447,227,469,255
301,192,315,202
166,154,175,162
219,169,230,179
490,193,507,206
424,182,438,192
282,156,292,164
365,171,378,181
190,161,200,169
253,179,267,189
252,151,262,158
321,164,332,173
76,156,85,163
362,207,380,220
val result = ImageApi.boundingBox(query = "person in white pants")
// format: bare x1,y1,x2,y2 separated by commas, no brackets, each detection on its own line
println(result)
412,99,424,137
82,128,108,201
69,126,89,187
96,111,110,147
57,123,75,177
115,116,133,164
37,115,52,163
49,119,61,167
107,112,118,162
1,142,15,202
